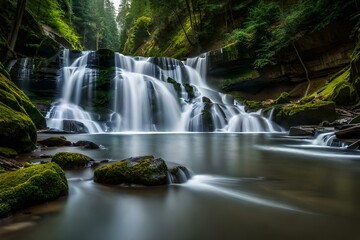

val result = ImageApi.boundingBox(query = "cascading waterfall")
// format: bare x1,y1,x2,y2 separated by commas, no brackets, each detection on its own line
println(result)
45,49,282,133
46,50,103,133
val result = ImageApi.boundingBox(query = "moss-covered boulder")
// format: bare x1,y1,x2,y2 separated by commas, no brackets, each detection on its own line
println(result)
0,147,18,158
0,102,37,153
51,152,93,170
0,66,39,153
0,68,46,129
0,163,68,218
94,156,168,186
38,136,72,147
273,101,337,129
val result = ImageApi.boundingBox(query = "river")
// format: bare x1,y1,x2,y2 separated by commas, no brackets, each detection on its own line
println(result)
1,133,360,240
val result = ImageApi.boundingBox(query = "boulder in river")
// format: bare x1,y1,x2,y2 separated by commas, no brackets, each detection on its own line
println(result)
0,163,68,218
94,156,168,186
51,152,93,169
38,136,72,147
73,140,100,149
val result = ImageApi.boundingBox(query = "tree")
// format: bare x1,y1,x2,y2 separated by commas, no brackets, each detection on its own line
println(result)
8,0,27,51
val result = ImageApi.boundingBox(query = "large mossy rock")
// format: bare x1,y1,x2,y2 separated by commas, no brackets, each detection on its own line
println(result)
0,102,37,153
0,67,46,129
0,163,68,218
94,156,168,186
0,66,45,153
273,101,337,129
51,152,93,170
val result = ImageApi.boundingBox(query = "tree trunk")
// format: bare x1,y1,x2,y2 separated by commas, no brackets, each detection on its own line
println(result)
292,42,311,97
184,0,193,29
8,0,27,51
174,10,194,46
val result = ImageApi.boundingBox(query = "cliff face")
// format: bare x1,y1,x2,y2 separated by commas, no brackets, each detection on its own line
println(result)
208,20,356,101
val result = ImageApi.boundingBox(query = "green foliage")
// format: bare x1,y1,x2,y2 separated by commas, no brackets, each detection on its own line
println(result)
27,0,81,49
226,0,344,68
51,152,92,169
72,0,120,50
123,16,151,54
0,162,68,218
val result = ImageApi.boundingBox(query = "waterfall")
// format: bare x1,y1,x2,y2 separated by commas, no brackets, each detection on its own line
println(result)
312,132,347,148
45,49,282,133
46,50,103,133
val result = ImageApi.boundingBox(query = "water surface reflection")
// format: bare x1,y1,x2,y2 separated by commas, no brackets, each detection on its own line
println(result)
1,133,360,240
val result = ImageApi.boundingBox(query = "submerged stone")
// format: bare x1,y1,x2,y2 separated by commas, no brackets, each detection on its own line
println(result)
94,156,168,186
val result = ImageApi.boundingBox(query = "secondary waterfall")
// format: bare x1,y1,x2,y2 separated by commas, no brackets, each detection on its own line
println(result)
46,50,282,133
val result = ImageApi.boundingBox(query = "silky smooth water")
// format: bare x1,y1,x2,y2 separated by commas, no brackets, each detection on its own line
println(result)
1,133,360,240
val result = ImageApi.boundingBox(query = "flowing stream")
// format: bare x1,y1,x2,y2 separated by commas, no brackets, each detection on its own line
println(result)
46,50,282,133
1,133,360,240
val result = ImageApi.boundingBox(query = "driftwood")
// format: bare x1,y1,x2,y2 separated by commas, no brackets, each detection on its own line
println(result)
335,125,360,140
348,140,360,150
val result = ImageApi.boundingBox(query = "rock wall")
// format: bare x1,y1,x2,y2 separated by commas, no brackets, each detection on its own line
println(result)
208,20,356,101
0,63,45,153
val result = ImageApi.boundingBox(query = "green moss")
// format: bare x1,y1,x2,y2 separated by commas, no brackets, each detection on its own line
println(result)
302,68,358,106
0,102,36,153
243,100,262,110
37,136,72,147
273,101,337,129
274,92,290,105
51,152,92,170
94,156,168,186
0,147,18,158
0,163,68,218
0,72,46,129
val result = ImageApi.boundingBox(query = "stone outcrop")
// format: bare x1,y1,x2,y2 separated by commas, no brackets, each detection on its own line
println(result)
208,21,356,101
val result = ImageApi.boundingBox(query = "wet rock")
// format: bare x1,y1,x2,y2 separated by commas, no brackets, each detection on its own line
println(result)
62,120,89,133
94,156,168,186
273,101,337,130
51,152,93,170
37,136,72,147
0,163,68,218
73,141,100,149
168,165,192,184
289,126,317,136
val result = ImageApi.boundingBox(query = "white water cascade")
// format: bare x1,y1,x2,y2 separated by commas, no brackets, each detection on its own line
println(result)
46,50,283,133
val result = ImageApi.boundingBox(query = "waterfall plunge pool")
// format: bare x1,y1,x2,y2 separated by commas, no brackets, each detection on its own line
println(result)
1,133,360,240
